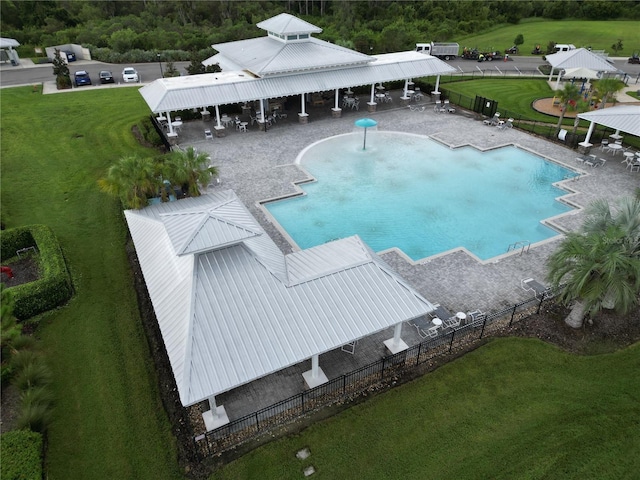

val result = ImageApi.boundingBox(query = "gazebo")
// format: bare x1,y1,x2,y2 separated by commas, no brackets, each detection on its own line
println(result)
0,37,20,65
125,191,435,430
577,105,640,152
545,48,618,90
139,13,455,139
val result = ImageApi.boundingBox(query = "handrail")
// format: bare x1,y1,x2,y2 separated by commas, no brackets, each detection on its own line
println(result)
507,240,530,255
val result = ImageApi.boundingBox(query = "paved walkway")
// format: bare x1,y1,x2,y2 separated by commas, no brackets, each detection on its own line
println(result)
174,95,638,425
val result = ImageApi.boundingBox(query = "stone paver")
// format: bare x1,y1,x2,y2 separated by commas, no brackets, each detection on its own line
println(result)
175,95,638,423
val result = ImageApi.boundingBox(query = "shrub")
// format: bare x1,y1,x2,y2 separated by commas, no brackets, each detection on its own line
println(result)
0,430,43,480
0,225,73,320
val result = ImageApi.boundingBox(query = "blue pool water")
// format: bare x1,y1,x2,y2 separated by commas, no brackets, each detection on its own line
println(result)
265,132,577,261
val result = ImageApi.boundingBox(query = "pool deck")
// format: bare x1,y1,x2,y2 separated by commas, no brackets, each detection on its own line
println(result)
174,97,638,423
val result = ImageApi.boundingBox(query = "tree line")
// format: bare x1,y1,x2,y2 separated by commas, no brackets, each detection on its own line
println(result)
2,0,639,60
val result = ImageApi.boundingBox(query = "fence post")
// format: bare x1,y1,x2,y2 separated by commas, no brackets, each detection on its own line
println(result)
416,341,422,366
536,293,545,314
509,304,517,326
381,356,386,381
343,374,346,395
448,330,455,353
255,411,260,431
480,315,487,338
301,390,306,414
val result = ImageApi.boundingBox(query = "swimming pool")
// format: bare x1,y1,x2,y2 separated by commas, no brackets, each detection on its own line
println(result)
264,132,578,261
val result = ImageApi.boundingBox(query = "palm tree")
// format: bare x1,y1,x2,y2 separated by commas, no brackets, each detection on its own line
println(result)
593,78,624,109
163,147,218,197
547,196,640,328
98,155,159,209
555,83,581,136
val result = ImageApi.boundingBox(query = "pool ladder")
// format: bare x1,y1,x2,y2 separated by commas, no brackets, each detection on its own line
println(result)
507,240,530,256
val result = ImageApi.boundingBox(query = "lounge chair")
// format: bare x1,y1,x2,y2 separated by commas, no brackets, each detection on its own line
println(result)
341,340,357,354
467,309,486,324
497,118,513,130
483,113,500,126
521,278,550,299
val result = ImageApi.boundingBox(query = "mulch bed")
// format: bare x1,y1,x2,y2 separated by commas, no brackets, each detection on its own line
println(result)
1,255,40,286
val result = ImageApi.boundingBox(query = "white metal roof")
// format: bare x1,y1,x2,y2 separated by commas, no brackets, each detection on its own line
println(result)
211,36,372,76
256,12,323,35
578,105,640,137
125,192,434,406
140,51,455,113
546,48,618,72
0,37,19,49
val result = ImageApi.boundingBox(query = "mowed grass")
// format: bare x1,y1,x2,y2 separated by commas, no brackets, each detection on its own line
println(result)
441,78,559,123
212,339,640,480
456,19,640,56
0,87,183,480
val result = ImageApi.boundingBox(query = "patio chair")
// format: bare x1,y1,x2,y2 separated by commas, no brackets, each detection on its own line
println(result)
418,326,438,339
341,340,357,354
600,139,609,151
204,129,213,140
430,304,453,321
467,310,486,324
521,278,550,299
497,118,513,130
444,315,461,328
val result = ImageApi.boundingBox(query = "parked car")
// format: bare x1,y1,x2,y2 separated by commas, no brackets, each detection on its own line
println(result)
64,50,76,62
122,67,139,83
505,45,518,54
74,71,92,87
629,52,640,64
99,70,115,84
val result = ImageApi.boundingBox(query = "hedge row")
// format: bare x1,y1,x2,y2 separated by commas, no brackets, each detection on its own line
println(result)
0,430,43,480
0,225,73,320
87,47,213,64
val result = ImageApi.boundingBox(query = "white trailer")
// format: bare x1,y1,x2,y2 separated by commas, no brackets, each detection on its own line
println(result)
416,42,460,60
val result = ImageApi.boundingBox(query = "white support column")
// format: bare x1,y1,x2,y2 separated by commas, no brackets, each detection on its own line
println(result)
555,72,562,90
260,99,266,119
331,88,342,117
369,83,375,104
582,121,595,145
214,105,222,128
434,75,441,94
403,79,409,97
384,323,408,354
298,93,309,124
202,395,229,431
302,354,328,388
334,88,339,110
166,111,174,134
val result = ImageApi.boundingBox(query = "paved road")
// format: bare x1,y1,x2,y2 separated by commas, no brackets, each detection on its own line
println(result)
0,60,191,87
1,56,638,88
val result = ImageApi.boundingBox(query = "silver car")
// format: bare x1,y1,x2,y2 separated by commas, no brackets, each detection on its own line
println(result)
122,67,139,83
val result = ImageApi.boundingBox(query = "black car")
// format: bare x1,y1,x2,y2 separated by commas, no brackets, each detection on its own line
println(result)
99,70,115,84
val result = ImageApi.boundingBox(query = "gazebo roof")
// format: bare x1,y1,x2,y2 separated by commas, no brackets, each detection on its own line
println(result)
0,37,19,49
545,48,618,72
125,191,434,406
578,105,640,137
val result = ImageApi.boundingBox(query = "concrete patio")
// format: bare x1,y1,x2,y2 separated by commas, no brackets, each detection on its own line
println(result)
170,93,638,425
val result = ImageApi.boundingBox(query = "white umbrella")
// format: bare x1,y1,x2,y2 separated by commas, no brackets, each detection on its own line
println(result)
563,67,600,79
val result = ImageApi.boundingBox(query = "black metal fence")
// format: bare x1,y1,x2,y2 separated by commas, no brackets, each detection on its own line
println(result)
194,289,558,459
439,89,621,149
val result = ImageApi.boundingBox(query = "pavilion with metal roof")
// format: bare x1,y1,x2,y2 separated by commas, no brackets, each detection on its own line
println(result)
577,105,640,149
125,191,435,430
138,13,456,136
545,48,618,89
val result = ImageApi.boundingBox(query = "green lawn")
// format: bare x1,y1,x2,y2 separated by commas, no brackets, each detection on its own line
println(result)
0,87,183,480
2,84,639,480
212,339,640,480
440,78,560,123
456,19,640,57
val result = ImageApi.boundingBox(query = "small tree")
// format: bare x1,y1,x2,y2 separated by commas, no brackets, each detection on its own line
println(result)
593,78,625,109
163,147,218,197
546,41,557,55
555,83,581,135
98,155,160,209
611,39,623,55
514,34,524,47
51,49,71,90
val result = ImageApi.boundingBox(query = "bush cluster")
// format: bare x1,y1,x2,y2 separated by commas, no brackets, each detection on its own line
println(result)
0,225,73,320
0,430,43,480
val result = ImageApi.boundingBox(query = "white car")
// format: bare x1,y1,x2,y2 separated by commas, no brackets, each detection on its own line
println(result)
122,67,139,83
